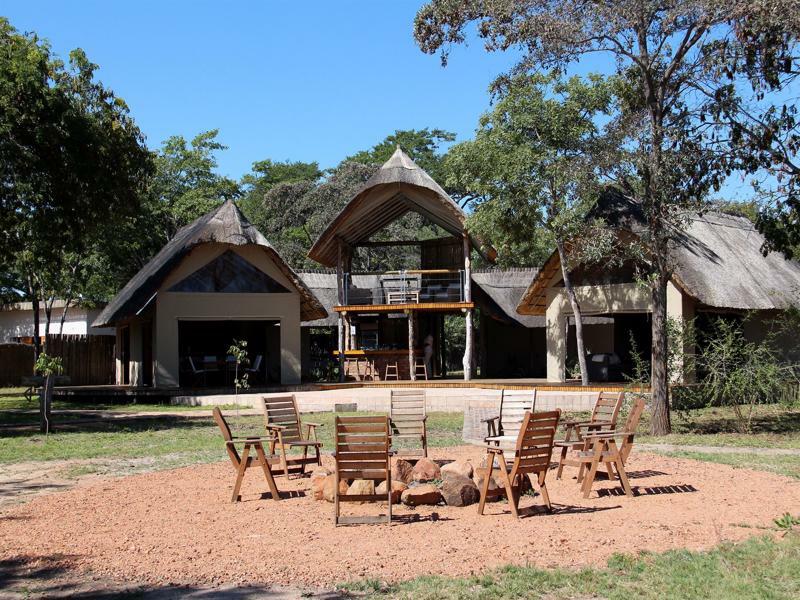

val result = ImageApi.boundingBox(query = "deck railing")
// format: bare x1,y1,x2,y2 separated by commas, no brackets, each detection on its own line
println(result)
342,269,466,306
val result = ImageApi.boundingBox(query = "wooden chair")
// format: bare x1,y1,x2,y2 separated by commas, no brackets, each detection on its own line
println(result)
260,395,322,477
389,389,427,457
483,389,537,446
555,391,624,479
213,407,281,503
413,357,428,380
568,397,647,498
478,409,561,518
334,415,392,525
384,361,399,380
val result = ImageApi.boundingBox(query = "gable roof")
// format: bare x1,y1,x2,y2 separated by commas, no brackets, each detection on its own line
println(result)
517,195,800,314
307,147,495,267
93,201,327,327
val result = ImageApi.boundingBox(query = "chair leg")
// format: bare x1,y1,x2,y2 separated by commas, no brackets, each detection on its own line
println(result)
300,444,309,475
232,445,250,503
477,460,494,515
280,447,290,478
254,443,281,500
581,443,604,499
556,445,568,479
538,471,552,511
498,466,519,518
314,444,322,467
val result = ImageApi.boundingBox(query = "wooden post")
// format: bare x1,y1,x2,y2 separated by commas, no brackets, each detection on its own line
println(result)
462,234,473,381
408,310,416,381
337,313,345,382
439,314,447,378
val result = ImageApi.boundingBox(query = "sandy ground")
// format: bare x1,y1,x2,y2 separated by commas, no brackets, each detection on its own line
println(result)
1,446,799,590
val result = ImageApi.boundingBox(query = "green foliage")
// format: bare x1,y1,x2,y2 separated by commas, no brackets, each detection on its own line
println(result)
775,513,800,532
227,339,250,394
34,353,63,377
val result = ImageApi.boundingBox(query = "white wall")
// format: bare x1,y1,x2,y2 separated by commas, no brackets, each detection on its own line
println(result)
0,306,114,341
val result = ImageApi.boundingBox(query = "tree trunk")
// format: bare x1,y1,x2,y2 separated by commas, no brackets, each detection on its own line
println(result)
40,373,54,434
556,241,589,386
650,272,671,434
43,297,53,354
29,276,41,361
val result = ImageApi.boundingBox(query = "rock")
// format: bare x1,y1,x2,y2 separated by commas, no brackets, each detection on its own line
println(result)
310,468,332,500
376,480,408,504
321,475,349,502
441,460,473,480
472,468,501,502
411,458,441,482
401,483,442,506
347,479,375,501
311,467,332,480
441,474,480,507
392,459,415,484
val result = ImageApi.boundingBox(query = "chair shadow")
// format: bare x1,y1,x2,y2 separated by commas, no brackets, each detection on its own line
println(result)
596,484,699,498
591,469,669,481
392,512,455,525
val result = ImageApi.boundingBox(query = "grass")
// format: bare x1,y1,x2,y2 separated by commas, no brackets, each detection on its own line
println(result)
659,450,800,480
341,532,800,600
0,410,464,465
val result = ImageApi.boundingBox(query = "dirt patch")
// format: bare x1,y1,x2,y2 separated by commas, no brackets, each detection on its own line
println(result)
1,447,798,588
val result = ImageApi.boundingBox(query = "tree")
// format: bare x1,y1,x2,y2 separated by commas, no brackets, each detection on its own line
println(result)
0,18,153,360
414,0,798,434
446,72,616,385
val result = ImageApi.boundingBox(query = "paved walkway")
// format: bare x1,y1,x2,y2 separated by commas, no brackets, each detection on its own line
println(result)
640,443,800,456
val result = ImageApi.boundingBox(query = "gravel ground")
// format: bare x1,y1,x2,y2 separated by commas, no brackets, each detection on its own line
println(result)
1,446,799,589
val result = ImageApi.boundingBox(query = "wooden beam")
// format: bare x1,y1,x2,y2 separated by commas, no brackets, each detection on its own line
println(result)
354,240,424,248
463,309,473,381
334,302,474,313
408,311,416,381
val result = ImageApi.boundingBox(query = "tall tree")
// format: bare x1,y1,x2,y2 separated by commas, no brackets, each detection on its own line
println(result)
0,18,153,360
414,0,798,434
446,72,616,385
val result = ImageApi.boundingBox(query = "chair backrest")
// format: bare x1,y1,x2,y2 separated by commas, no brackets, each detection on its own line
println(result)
511,409,561,477
620,397,647,462
389,389,426,437
213,407,241,469
250,354,263,371
188,356,200,373
335,415,391,481
261,395,303,443
590,391,624,426
499,388,537,437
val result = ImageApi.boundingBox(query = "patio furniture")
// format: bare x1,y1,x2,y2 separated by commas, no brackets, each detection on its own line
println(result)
188,357,211,386
244,354,263,383
477,409,561,518
213,407,281,503
483,388,538,446
334,415,392,525
413,357,428,380
568,397,646,498
555,391,624,480
384,361,399,380
260,395,322,477
389,389,427,457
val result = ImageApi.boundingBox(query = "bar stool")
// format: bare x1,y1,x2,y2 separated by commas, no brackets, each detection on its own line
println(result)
413,358,428,380
385,361,399,380
360,358,375,381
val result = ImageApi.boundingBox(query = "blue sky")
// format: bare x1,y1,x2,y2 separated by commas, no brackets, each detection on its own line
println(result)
3,1,528,177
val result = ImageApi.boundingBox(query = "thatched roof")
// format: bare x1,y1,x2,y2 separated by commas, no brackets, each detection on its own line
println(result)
307,147,495,267
93,201,327,327
518,194,800,314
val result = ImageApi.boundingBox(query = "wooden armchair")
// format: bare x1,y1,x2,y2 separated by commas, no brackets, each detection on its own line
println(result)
213,407,280,503
389,389,427,457
260,395,322,477
555,391,624,479
334,415,392,526
478,409,561,518
483,389,537,446
568,397,647,498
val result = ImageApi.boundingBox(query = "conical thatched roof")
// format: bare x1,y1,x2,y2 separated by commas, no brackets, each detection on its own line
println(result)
307,147,495,267
93,201,327,327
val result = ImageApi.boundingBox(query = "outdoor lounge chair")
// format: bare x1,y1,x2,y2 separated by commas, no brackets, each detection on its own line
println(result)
555,391,624,479
478,409,561,518
213,407,281,503
260,395,322,477
389,389,427,457
483,389,538,446
334,415,392,525
567,397,646,498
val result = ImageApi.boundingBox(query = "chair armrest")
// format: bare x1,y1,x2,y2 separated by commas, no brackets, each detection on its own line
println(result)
583,430,634,441
226,437,270,445
264,424,286,431
304,422,322,428
486,446,505,455
481,415,500,423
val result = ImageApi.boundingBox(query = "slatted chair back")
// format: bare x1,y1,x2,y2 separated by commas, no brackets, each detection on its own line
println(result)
510,409,561,479
389,389,427,455
619,397,646,462
334,415,392,525
499,389,537,438
590,391,624,426
213,407,241,468
261,395,303,444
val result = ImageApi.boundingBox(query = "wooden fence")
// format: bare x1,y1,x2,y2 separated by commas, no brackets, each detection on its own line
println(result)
45,334,116,386
0,343,35,387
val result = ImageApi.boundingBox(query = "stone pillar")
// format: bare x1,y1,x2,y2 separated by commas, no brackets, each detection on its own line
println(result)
546,291,567,382
408,310,416,381
666,281,695,383
337,313,345,382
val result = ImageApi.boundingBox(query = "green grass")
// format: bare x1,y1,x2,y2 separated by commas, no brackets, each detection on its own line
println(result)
0,411,465,464
659,450,800,480
341,533,800,600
